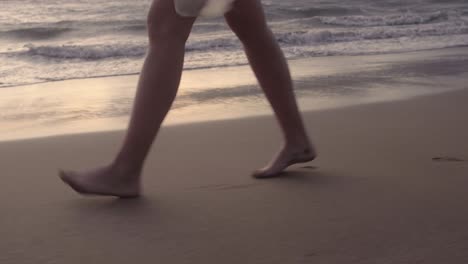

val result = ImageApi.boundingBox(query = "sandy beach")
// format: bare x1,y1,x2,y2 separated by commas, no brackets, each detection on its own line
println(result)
2,0,468,261
1,80,468,263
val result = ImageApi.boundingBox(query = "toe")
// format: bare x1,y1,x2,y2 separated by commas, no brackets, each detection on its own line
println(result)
58,169,71,184
58,170,88,195
252,168,281,179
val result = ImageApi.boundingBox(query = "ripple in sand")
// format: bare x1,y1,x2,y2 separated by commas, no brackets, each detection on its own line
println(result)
432,156,465,162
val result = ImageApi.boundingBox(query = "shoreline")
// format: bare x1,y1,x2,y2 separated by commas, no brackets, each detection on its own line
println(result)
1,85,467,144
1,46,466,90
1,46,468,142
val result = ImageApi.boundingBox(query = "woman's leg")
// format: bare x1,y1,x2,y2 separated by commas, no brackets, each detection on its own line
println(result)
59,0,196,197
224,0,316,178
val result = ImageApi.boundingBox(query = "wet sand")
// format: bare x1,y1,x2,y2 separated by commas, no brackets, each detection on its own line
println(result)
1,85,468,263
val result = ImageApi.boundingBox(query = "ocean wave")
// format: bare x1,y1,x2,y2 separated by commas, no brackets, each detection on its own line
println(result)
24,44,147,60
1,27,73,40
18,18,468,61
22,37,240,60
186,37,239,51
277,6,362,18
0,19,150,40
278,21,468,45
117,24,147,32
319,11,449,27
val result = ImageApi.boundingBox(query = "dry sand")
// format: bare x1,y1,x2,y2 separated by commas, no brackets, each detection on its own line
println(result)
1,84,468,263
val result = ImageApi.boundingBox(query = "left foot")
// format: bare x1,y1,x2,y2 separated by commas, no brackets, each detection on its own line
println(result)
59,164,141,198
252,143,317,178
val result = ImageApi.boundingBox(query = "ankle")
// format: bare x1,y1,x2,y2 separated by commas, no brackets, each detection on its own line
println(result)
110,161,142,179
284,137,311,149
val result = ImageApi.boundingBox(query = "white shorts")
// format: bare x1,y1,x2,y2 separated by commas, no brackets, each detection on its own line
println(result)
175,0,236,18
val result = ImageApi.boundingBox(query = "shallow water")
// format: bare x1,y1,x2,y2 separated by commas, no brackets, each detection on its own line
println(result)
1,47,467,141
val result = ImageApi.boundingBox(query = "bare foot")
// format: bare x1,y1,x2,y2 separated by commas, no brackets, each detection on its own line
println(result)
252,143,317,178
59,165,141,198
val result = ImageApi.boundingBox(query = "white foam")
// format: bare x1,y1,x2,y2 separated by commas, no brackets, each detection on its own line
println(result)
24,43,147,60
320,11,448,27
17,18,468,62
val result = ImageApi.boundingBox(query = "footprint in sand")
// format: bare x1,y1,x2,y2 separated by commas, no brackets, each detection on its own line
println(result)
432,156,465,162
190,183,259,191
301,165,318,170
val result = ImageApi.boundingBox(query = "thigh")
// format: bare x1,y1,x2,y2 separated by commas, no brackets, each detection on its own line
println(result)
147,0,197,42
224,0,268,37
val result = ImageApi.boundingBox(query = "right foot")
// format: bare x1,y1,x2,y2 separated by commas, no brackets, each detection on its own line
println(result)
59,165,141,198
252,143,317,179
